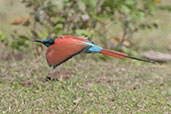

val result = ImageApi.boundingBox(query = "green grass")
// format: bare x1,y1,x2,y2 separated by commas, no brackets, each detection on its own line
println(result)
0,0,171,113
0,56,170,114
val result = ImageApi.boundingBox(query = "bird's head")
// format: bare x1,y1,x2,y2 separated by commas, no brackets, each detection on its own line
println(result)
33,38,55,47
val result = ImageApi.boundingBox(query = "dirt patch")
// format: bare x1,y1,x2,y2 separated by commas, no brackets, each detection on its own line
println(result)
19,80,33,87
19,80,40,89
0,51,22,61
46,69,76,81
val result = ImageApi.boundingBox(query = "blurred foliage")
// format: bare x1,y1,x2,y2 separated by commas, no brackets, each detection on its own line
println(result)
1,0,171,54
159,5,171,12
0,31,9,45
0,30,30,51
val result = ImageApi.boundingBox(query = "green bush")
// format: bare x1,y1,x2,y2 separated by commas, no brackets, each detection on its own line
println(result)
4,0,170,53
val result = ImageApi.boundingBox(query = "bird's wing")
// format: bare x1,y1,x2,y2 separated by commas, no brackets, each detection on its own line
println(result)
46,40,91,68
61,35,92,42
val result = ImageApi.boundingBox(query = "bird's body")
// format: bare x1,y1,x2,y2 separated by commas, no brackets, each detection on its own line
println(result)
34,35,152,68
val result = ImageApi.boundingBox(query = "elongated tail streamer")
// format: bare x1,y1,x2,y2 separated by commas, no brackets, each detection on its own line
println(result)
99,49,153,63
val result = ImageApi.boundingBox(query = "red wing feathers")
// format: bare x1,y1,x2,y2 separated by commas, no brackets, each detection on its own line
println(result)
61,35,92,42
46,40,91,68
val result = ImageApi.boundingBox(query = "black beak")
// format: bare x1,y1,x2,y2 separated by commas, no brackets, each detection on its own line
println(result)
33,40,44,43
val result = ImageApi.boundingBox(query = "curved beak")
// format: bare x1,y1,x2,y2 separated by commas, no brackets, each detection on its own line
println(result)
33,40,44,43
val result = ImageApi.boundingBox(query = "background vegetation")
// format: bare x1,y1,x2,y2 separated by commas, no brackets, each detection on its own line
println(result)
1,0,170,53
0,0,171,113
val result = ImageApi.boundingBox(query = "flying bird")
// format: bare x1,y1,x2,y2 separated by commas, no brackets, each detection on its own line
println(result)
34,35,152,68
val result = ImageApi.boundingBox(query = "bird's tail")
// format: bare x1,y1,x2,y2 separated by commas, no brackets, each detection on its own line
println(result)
99,49,153,63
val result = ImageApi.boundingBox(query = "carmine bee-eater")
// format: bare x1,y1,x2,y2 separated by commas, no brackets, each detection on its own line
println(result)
34,35,152,68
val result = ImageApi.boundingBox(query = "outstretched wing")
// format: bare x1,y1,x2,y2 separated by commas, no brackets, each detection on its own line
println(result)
46,39,91,68
61,35,92,43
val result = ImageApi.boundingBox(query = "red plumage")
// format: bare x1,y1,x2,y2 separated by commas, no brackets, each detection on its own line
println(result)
34,35,153,68
46,38,91,67
99,49,128,59
61,35,91,42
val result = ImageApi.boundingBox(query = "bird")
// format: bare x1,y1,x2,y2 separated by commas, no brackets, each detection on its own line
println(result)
34,35,152,68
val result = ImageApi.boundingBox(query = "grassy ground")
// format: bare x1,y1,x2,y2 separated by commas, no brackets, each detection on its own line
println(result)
0,0,171,114
0,55,170,114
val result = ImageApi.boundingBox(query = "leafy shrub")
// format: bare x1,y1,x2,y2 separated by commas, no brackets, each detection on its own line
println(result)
0,31,9,46
6,0,170,54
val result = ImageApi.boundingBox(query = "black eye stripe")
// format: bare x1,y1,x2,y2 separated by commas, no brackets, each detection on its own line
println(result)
46,41,52,44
